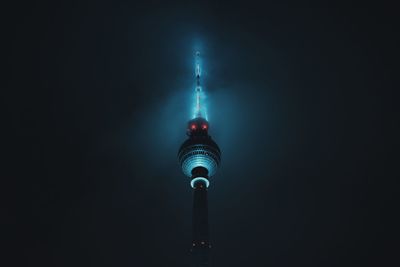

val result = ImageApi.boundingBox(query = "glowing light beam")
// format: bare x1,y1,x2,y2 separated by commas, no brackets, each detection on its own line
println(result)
192,51,208,120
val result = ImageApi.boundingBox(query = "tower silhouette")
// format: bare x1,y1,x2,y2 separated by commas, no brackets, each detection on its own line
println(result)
178,52,221,267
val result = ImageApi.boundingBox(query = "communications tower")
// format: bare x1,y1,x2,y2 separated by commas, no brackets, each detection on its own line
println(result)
178,52,221,267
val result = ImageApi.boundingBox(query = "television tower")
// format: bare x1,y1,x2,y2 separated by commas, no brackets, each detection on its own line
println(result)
178,52,221,267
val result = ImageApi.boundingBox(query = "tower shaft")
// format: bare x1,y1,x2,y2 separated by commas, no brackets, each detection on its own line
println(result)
191,182,210,267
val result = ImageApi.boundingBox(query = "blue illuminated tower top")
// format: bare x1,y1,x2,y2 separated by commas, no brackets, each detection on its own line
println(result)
178,51,221,188
178,51,221,267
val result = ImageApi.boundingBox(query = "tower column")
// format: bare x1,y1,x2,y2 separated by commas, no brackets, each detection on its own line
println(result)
191,180,210,267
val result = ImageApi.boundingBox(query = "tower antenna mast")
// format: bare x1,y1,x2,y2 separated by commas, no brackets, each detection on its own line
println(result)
195,51,202,118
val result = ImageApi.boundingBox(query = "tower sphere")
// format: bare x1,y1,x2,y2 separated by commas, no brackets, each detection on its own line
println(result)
178,117,221,180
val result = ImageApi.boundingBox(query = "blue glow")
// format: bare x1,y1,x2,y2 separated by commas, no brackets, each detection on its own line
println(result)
196,64,201,76
192,52,208,120
190,177,210,188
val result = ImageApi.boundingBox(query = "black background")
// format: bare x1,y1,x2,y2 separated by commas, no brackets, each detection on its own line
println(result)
3,1,399,266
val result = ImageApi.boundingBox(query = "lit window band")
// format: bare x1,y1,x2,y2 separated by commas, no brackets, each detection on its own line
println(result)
190,177,209,188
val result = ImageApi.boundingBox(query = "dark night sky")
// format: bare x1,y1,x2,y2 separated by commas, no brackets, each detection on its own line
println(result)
2,1,399,266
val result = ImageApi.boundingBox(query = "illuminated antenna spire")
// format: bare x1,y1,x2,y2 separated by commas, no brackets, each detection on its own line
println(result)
196,51,201,87
195,51,203,118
